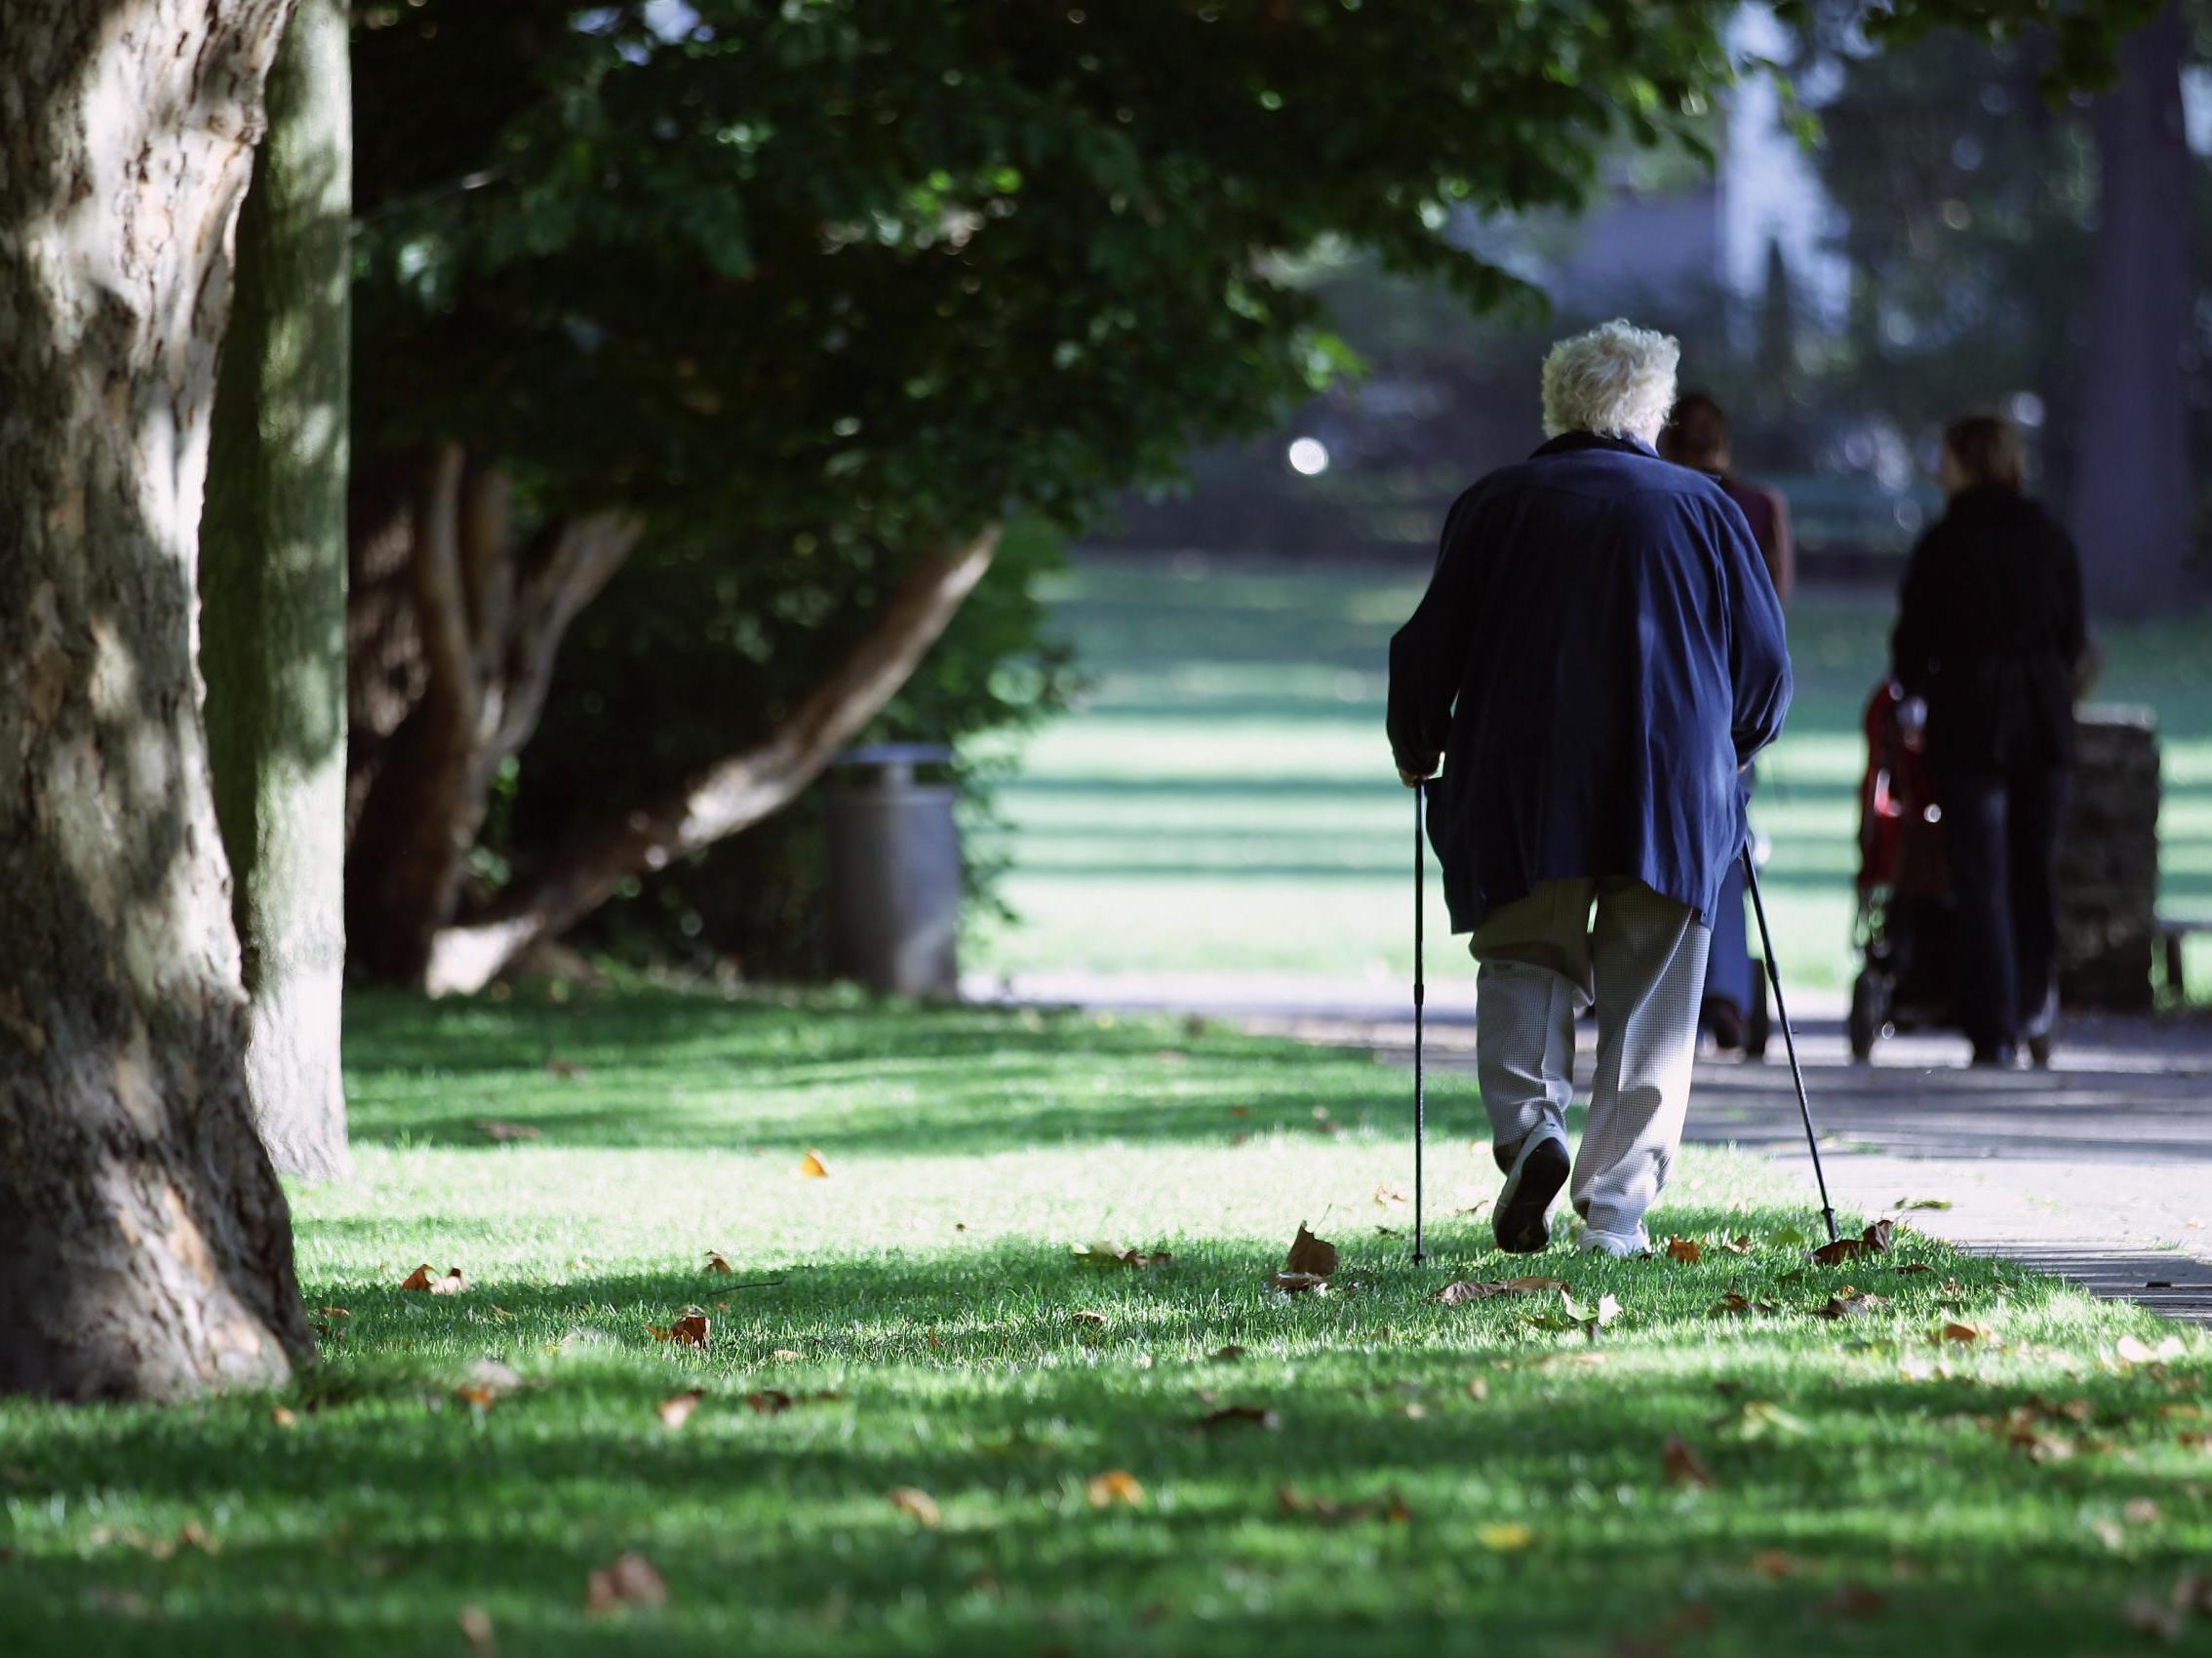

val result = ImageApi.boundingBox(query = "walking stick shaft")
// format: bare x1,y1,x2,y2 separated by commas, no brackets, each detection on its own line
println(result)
1412,782,1427,1265
1742,846,1839,1244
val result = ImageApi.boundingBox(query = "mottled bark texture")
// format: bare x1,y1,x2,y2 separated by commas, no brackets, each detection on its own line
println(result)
2073,3,2192,617
0,0,315,1398
343,448,642,982
422,527,1002,996
202,0,354,1181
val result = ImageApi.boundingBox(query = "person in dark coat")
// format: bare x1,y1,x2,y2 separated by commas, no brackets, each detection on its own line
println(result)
1389,321,1793,1257
1659,392,1795,1054
1891,414,2087,1067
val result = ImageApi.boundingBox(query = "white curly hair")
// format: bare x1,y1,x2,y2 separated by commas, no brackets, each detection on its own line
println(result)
1540,319,1680,447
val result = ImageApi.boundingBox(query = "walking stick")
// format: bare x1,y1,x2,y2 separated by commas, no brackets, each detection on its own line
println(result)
1412,780,1428,1266
1742,845,1840,1245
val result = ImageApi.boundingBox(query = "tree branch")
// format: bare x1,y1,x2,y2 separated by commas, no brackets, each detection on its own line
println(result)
421,525,1001,995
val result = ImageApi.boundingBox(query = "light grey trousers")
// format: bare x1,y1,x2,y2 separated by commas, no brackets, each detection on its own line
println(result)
1471,878,1710,1234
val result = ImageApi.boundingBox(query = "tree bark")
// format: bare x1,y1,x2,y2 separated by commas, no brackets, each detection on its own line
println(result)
423,527,1002,996
343,448,641,982
2072,3,2192,617
201,0,354,1182
0,0,315,1399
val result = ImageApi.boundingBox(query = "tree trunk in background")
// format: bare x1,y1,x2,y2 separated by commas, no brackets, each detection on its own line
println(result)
343,448,641,983
202,0,354,1182
2073,3,2192,617
0,0,315,1399
423,528,1001,995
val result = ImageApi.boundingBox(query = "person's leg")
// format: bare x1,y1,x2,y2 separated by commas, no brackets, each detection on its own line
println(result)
1572,879,1709,1250
1472,881,1595,1251
2007,769,2070,1043
1700,853,1754,1046
1938,778,2016,1059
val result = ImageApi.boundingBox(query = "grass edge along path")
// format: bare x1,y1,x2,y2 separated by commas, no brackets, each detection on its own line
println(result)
0,987,2207,1658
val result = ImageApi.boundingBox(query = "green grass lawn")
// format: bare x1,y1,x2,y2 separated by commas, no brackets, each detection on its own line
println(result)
4,988,2208,1656
972,556,2212,996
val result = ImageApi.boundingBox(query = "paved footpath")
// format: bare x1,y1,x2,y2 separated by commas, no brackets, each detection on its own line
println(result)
971,971,2212,1324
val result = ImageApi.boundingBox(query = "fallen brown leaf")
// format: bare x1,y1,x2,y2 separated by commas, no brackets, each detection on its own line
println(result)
584,1552,667,1615
1284,1223,1340,1279
648,1313,711,1348
770,1346,802,1362
1938,1322,1982,1344
1076,1241,1173,1270
1086,1469,1145,1509
704,1250,734,1274
1071,1311,1109,1327
1811,1222,1895,1267
474,1119,540,1143
798,1150,830,1178
1665,1237,1704,1264
1894,1263,1936,1276
458,1602,497,1656
657,1389,705,1430
1820,1582,1887,1620
1267,1271,1329,1296
1438,1276,1568,1304
746,1389,794,1415
1718,1235,1753,1255
1211,1344,1247,1362
1373,1185,1407,1209
887,1486,941,1528
399,1264,467,1295
1816,1288,1889,1321
1662,1436,1715,1488
1199,1404,1281,1433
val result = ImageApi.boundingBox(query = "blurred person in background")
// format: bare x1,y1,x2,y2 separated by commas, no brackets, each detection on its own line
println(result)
1661,392,1794,1055
1389,322,1792,1257
1891,414,2086,1067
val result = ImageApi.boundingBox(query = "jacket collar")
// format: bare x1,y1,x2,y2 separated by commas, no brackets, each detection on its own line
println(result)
1531,430,1659,461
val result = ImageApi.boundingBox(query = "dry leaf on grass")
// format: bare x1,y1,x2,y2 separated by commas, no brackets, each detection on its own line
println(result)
798,1150,831,1178
1211,1344,1247,1362
1277,1484,1412,1525
1199,1404,1281,1433
1076,1241,1174,1270
458,1603,497,1656
657,1389,705,1430
1438,1276,1567,1305
746,1389,794,1415
400,1264,467,1295
2114,1333,2187,1369
1284,1223,1339,1279
1820,1582,1888,1620
647,1313,711,1348
454,1358,523,1408
474,1120,540,1143
1937,1322,1983,1345
1267,1271,1330,1296
1373,1185,1407,1210
1086,1470,1145,1509
584,1552,667,1615
770,1346,803,1362
1718,1235,1753,1255
888,1486,941,1528
1665,1237,1704,1264
1662,1436,1715,1488
1811,1221,1895,1266
1816,1288,1889,1321
704,1251,735,1275
1894,1263,1937,1276
1071,1311,1109,1327
1710,1291,1780,1317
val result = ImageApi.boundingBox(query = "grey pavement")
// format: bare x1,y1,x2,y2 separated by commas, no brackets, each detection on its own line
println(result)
970,969,2212,1324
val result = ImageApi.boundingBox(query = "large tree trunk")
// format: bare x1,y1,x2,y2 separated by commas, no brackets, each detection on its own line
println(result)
343,448,641,982
424,528,1002,996
0,0,315,1399
201,0,354,1182
2072,3,2192,617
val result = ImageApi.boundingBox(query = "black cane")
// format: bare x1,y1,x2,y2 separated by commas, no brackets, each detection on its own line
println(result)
1741,845,1840,1245
1412,780,1428,1266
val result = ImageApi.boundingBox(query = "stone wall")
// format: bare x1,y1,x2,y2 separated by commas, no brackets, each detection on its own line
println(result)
2057,707,2160,1010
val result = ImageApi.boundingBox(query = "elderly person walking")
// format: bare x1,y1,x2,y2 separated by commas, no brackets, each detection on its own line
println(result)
1388,321,1792,1256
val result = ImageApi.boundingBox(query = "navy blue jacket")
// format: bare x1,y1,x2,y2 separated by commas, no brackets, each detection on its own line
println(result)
1387,433,1793,933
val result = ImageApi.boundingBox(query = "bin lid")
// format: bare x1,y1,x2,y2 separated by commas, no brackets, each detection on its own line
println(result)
835,742,955,770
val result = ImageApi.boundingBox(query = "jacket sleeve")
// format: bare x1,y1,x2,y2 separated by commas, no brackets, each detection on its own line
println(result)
2051,520,2088,674
1722,501,1792,765
1387,487,1482,774
1765,488,1797,607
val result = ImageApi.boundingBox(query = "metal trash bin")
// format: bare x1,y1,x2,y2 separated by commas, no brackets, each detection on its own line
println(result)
823,744,962,998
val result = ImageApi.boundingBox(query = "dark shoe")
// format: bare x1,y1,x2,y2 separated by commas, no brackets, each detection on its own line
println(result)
1969,1044,2019,1069
1492,1132,1570,1254
1703,996,1745,1053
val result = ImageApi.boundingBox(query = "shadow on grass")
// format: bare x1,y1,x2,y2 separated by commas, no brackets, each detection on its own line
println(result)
341,987,1425,1155
3,1230,2206,1658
